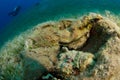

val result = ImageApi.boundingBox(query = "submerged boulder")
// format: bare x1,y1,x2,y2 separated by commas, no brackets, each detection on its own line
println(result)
1,13,120,80
23,13,120,80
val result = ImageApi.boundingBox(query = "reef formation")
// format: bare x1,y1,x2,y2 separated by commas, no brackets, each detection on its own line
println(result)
0,13,120,80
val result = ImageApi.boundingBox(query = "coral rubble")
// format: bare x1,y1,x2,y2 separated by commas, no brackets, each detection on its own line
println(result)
1,13,120,80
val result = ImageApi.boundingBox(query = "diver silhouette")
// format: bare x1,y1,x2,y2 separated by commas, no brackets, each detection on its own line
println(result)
8,6,21,16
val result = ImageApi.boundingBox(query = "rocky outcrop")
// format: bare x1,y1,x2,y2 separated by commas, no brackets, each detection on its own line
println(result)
23,13,120,80
1,13,120,80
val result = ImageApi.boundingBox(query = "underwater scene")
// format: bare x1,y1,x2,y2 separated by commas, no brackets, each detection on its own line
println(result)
1,0,120,80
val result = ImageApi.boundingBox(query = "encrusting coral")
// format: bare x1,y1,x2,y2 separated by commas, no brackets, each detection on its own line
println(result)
1,13,120,80
57,47,94,75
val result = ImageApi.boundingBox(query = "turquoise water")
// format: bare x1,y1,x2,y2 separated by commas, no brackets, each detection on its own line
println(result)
0,0,120,48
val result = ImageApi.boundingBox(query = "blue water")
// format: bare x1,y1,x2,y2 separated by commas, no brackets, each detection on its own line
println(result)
0,0,40,31
0,0,120,48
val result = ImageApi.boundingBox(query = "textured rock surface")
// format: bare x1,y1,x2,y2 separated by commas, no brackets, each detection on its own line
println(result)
23,13,100,79
57,47,94,75
23,13,120,80
1,13,120,80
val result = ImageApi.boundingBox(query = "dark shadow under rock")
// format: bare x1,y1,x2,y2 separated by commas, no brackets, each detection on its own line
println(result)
22,55,47,80
79,24,111,53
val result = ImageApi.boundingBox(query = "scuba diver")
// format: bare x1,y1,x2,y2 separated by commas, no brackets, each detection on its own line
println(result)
8,6,21,16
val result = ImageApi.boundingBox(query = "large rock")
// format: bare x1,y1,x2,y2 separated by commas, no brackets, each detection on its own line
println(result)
23,15,94,79
24,13,120,80
54,13,120,80
1,13,120,80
